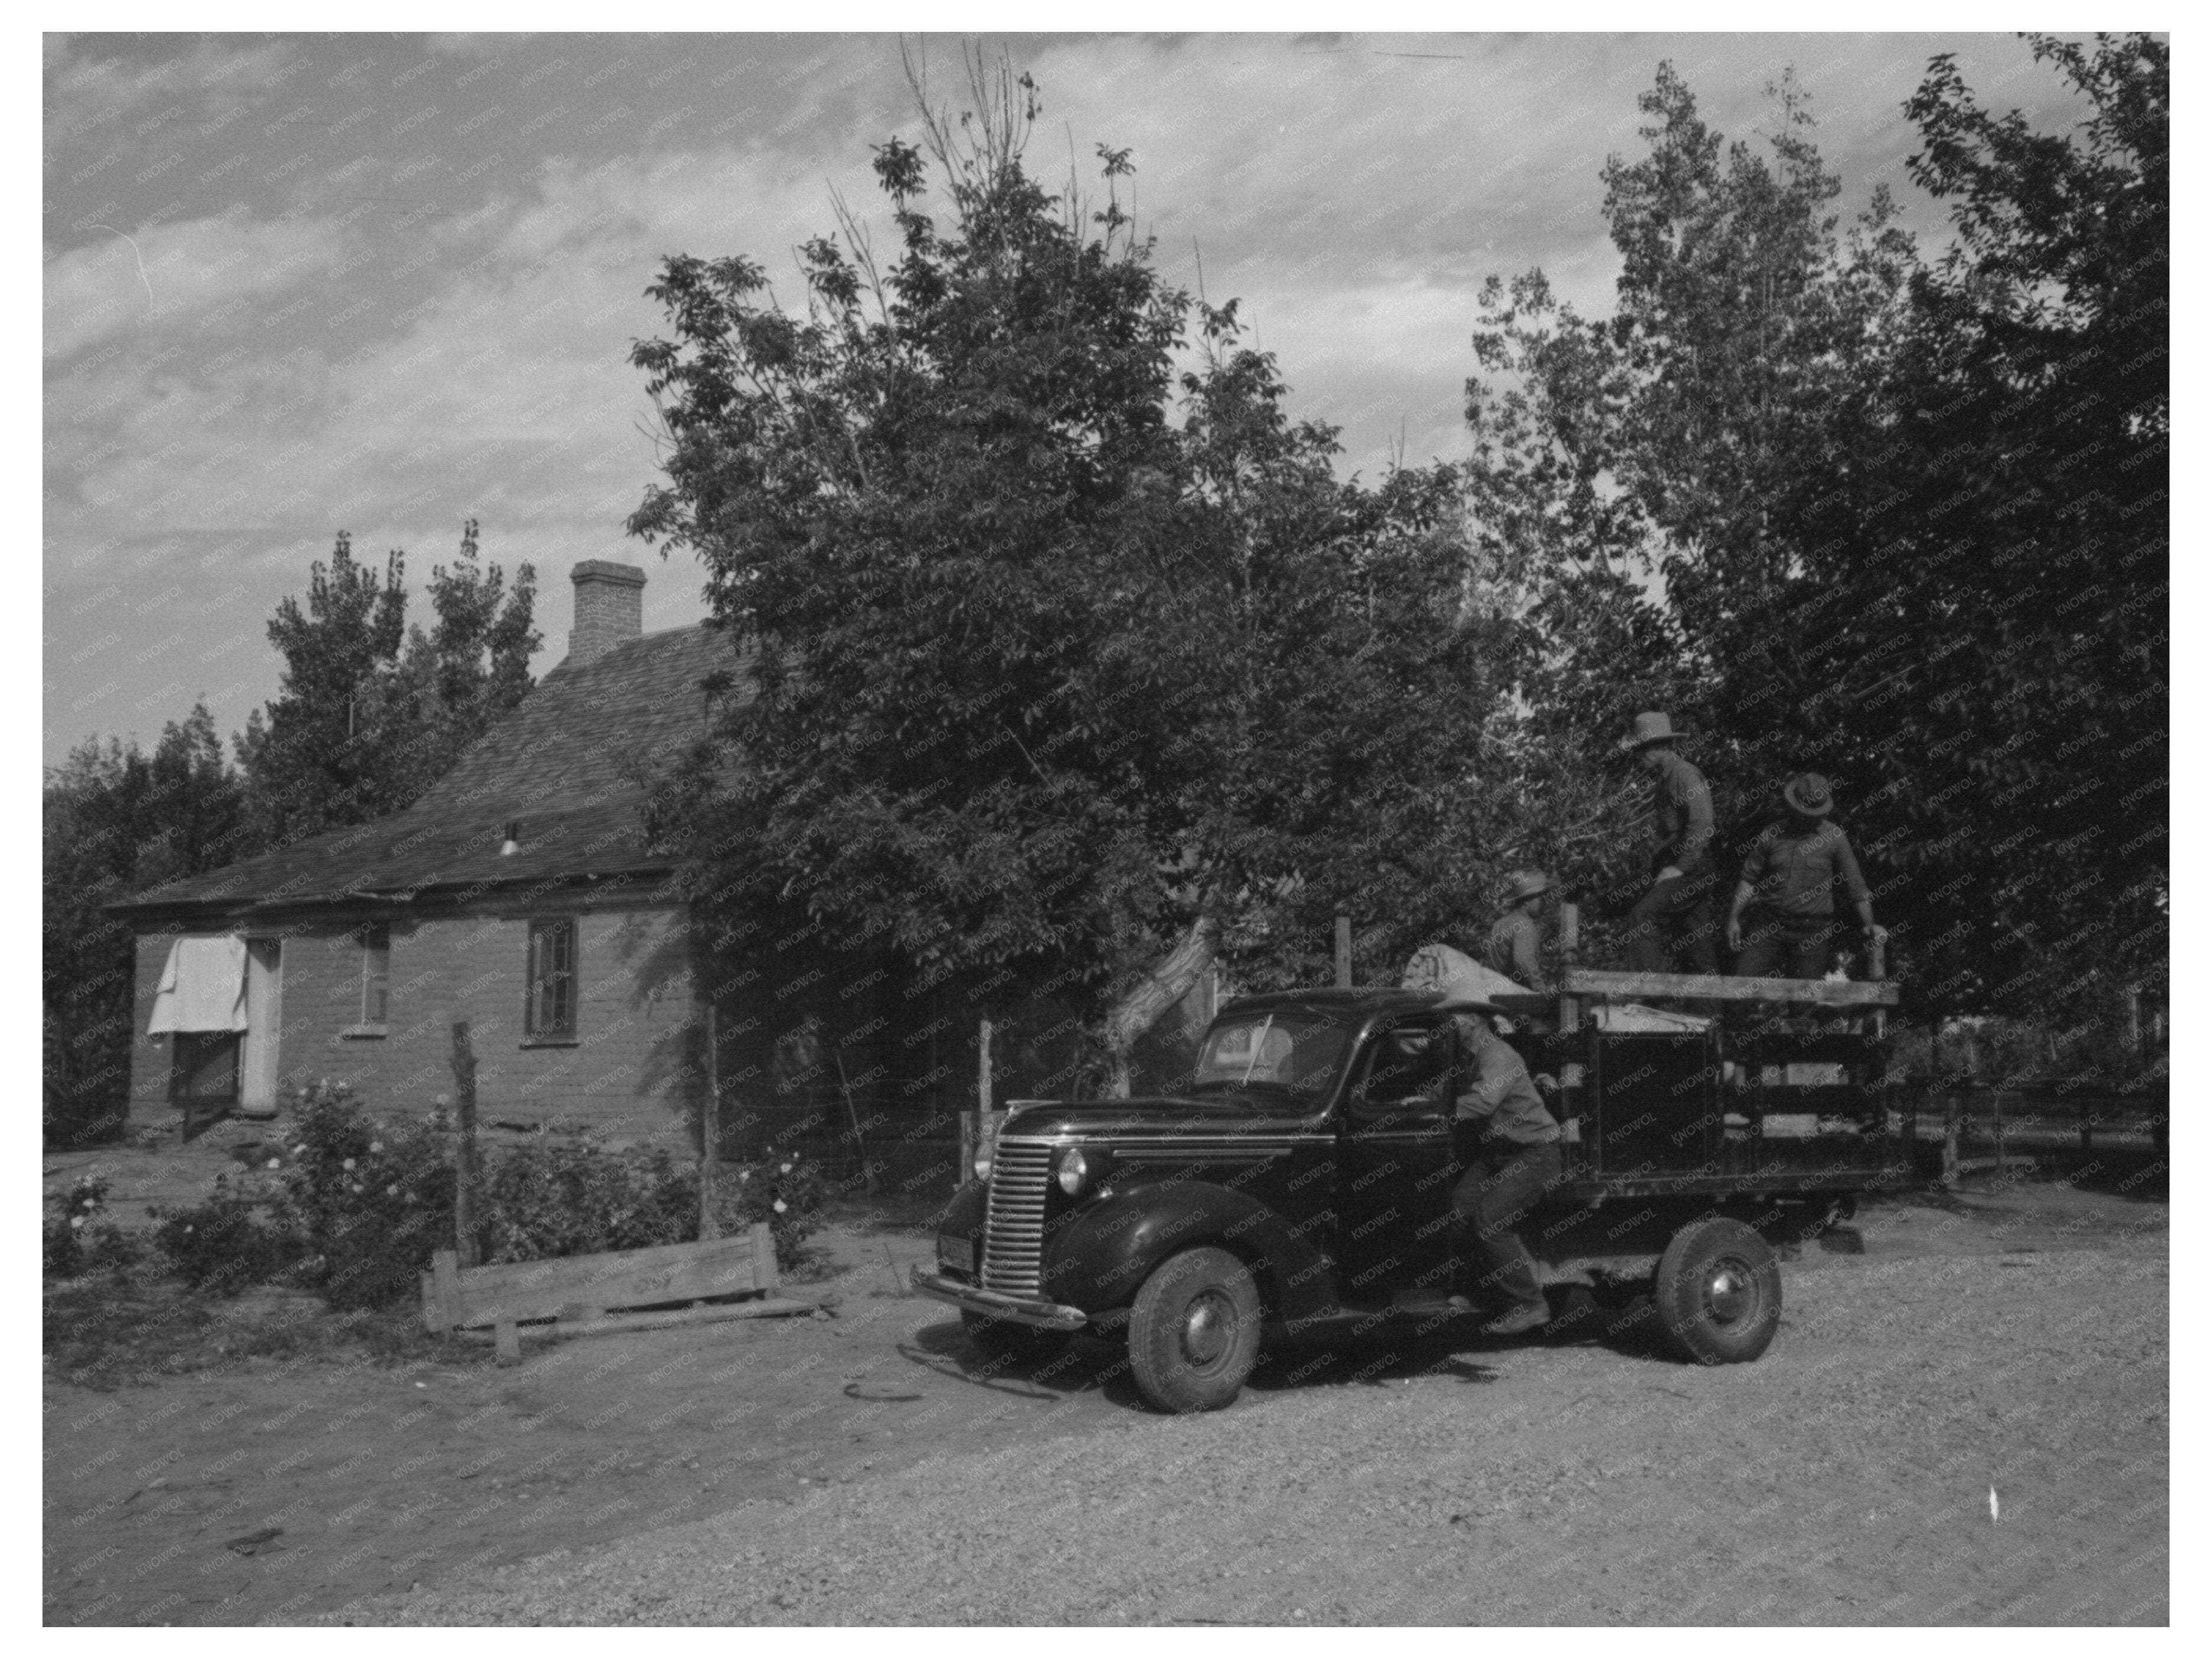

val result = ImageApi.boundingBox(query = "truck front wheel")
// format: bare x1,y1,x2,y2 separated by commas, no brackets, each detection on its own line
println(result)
1654,1217,1782,1365
1128,1246,1261,1413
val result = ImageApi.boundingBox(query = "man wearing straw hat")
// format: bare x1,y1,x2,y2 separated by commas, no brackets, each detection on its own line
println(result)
1726,772,1887,982
1619,712,1722,979
1484,867,1555,991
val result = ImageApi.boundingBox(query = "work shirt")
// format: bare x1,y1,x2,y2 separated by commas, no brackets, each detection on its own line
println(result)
1738,819,1871,918
1484,910,1544,986
1453,1021,1561,1146
1650,751,1715,872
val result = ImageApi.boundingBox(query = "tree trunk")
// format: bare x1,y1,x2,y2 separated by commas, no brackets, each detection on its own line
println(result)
1100,914,1222,1099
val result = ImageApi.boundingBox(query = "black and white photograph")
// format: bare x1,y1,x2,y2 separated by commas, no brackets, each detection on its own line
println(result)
41,19,2170,1629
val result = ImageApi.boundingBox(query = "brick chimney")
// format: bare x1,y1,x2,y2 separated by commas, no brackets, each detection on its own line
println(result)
567,560,646,667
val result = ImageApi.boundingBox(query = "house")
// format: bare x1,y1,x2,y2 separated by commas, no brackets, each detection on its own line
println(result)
111,560,737,1147
109,559,1221,1167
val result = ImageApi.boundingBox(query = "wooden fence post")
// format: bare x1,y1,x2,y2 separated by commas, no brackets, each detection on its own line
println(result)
450,1021,481,1269
979,1017,997,1171
1335,913,1352,989
835,1045,877,1195
699,1005,720,1242
1942,1094,1960,1186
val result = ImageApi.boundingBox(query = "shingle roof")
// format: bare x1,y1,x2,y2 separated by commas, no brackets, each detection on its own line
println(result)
114,624,751,914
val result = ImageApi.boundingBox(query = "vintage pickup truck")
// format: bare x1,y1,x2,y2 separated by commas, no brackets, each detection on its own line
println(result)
914,969,1908,1413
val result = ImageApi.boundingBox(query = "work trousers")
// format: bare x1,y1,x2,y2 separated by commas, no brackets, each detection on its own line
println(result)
1735,909,1848,982
1450,1140,1564,1310
1623,865,1722,977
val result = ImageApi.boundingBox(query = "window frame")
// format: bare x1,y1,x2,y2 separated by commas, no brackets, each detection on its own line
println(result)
1346,1015,1454,1121
525,916,580,1044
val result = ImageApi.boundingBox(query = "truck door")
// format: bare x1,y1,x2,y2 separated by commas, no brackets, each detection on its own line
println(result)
1335,1014,1461,1301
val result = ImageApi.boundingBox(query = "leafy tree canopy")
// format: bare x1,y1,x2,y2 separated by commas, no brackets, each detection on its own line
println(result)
44,703,247,1143
631,50,1503,1086
1459,39,2165,1019
237,519,539,845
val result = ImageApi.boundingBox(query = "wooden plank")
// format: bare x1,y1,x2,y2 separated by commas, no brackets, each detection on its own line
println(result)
1562,968,1898,1008
444,1235,765,1330
452,1296,824,1346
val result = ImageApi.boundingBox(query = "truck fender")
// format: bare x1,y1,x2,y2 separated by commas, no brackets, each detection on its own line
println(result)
936,1179,987,1249
1043,1179,1333,1322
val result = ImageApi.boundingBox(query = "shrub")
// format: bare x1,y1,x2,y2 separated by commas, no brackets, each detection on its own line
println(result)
116,1080,834,1313
43,1177,110,1278
722,1155,830,1273
148,1176,299,1295
279,1078,457,1312
479,1132,827,1274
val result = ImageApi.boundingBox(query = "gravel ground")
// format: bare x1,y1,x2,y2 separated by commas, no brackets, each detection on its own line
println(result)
320,1228,2168,1627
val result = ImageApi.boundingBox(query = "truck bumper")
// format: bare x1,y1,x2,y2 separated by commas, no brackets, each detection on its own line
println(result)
911,1270,1089,1331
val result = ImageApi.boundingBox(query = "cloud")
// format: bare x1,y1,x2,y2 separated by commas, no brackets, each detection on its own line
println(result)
45,206,356,362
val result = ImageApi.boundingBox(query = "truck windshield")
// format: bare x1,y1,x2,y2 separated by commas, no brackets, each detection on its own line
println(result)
1185,1010,1352,1104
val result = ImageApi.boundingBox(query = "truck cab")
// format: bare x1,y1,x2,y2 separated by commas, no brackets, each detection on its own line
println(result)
915,974,1906,1413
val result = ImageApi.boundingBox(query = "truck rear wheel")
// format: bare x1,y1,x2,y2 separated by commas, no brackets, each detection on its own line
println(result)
1128,1247,1261,1413
1653,1217,1781,1365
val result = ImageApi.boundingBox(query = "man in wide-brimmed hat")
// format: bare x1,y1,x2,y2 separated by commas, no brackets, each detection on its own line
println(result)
1445,1012,1564,1337
1484,867,1555,990
1727,772,1888,982
1618,712,1722,979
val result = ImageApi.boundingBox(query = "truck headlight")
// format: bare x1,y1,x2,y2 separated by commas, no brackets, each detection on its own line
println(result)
1055,1146,1090,1196
974,1150,993,1182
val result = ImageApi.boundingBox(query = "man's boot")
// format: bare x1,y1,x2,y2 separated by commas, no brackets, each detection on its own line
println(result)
1482,1297,1551,1336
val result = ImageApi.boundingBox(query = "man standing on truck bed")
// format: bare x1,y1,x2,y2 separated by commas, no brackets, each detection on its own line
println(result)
1620,712,1722,979
1726,772,1889,981
1485,867,1555,989
1447,1014,1563,1336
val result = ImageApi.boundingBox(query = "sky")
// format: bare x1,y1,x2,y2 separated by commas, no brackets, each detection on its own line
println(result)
42,28,2083,768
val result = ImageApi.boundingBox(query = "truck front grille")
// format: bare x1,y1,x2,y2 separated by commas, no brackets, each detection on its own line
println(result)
981,1139,1053,1296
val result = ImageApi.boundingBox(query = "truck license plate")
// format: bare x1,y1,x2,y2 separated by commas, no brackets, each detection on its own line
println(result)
936,1234,971,1274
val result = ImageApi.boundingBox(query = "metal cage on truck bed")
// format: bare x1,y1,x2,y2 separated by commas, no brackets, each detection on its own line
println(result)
1493,966,1911,1204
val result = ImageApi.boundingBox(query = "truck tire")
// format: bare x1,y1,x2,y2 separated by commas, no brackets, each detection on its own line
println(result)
1128,1246,1261,1413
1653,1217,1781,1365
961,1310,1071,1366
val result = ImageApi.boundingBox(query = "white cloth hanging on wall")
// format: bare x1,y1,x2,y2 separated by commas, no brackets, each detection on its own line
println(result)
147,935,248,1033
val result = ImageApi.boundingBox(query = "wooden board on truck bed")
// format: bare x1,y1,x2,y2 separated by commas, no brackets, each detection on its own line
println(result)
1562,968,1899,1008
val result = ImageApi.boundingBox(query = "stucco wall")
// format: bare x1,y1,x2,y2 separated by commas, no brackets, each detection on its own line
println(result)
127,906,707,1145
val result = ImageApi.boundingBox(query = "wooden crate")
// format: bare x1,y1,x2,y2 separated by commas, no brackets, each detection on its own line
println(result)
421,1222,778,1335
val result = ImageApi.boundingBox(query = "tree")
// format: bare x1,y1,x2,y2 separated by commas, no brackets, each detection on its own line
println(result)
237,520,539,845
43,704,248,1145
1837,32,2168,1018
1459,44,2165,1028
1460,269,1700,942
631,49,1500,1091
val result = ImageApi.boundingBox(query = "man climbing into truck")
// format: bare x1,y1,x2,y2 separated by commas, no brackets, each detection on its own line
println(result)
1445,1012,1565,1336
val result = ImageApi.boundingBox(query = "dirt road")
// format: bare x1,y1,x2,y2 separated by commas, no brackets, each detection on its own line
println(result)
45,1179,2167,1626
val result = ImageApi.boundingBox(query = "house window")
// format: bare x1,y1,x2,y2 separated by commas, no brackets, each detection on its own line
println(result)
526,918,578,1040
361,923,390,1025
